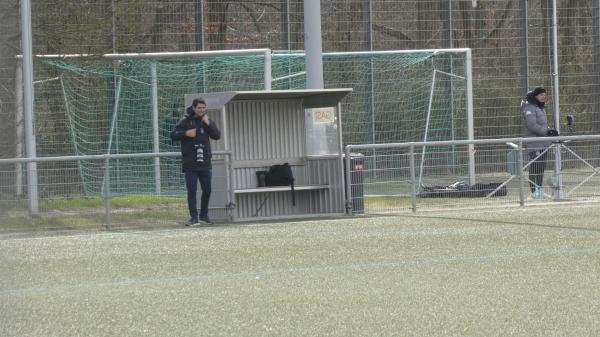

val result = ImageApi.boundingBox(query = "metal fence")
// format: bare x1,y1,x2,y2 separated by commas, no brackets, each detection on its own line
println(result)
2,1,600,228
2,1,600,161
3,135,600,230
344,134,600,214
0,152,232,229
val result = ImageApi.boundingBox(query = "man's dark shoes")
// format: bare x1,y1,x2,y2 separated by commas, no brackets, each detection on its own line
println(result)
185,218,199,226
198,216,213,225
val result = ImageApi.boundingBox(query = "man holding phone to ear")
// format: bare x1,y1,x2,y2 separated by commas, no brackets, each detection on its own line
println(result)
171,98,221,225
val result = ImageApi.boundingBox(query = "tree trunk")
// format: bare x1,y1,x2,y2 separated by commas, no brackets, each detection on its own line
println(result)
0,0,20,158
206,0,230,50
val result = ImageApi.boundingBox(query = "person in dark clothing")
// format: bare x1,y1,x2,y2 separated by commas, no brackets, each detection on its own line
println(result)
521,86,558,199
171,98,221,225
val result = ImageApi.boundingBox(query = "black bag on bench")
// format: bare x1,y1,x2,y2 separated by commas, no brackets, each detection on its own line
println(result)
265,163,295,205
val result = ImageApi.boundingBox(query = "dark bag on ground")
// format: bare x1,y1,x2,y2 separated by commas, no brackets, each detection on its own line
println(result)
265,163,295,205
418,181,507,198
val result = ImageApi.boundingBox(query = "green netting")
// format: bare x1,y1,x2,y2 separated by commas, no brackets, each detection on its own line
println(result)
271,51,469,180
41,56,269,196
37,50,468,197
271,51,468,144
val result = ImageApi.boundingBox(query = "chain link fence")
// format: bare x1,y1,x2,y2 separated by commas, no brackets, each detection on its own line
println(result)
1,1,600,225
0,152,232,230
344,135,600,214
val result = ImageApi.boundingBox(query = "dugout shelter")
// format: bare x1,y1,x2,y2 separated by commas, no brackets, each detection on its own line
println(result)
184,89,353,222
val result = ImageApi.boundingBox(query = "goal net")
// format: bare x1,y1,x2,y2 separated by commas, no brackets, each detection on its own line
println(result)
30,49,472,197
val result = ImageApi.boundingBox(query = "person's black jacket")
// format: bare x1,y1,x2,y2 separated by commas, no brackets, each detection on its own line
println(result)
170,107,221,172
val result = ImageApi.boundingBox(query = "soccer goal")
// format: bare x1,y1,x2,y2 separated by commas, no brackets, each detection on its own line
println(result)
22,49,273,198
23,48,473,201
271,49,475,187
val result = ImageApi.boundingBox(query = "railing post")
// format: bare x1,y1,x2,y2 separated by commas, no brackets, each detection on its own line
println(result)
553,142,563,200
409,144,417,212
466,48,476,186
21,0,39,215
103,157,112,229
344,146,353,215
227,152,235,222
15,61,24,196
517,140,525,206
264,50,272,90
151,62,161,195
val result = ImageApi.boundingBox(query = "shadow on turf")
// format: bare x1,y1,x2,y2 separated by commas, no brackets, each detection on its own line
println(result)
0,214,362,239
402,214,600,233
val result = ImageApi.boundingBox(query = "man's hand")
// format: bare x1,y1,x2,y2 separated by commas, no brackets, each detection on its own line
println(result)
201,114,210,125
546,128,559,137
185,128,196,138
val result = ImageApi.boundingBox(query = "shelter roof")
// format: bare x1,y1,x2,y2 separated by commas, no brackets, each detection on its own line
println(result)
187,89,353,109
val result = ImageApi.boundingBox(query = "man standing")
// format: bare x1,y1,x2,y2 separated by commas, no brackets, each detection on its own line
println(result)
521,86,558,199
171,98,221,225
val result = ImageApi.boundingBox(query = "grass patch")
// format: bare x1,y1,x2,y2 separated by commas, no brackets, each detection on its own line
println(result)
364,194,515,212
0,214,102,231
1,195,188,232
0,206,187,232
40,195,185,211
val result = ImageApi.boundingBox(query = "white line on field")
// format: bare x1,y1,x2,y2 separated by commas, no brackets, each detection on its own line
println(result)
2,246,599,296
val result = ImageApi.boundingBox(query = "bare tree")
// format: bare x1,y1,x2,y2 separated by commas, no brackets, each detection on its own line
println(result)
206,0,231,50
0,0,20,158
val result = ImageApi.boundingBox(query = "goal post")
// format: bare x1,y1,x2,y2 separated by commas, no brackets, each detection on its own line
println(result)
272,48,475,187
25,49,273,197
26,48,474,200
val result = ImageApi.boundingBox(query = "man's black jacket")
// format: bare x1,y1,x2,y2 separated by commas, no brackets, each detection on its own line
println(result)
170,107,221,172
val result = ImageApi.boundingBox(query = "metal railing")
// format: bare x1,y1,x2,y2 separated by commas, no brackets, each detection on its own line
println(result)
344,135,600,214
0,151,232,229
3,135,600,228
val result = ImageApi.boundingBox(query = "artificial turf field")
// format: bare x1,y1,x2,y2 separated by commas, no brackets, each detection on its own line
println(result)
1,203,600,336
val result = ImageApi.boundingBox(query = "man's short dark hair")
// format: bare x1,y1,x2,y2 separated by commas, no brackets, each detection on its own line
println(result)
192,98,206,107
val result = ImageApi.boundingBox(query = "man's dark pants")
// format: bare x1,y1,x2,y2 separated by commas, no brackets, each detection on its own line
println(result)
185,169,212,220
528,150,547,193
